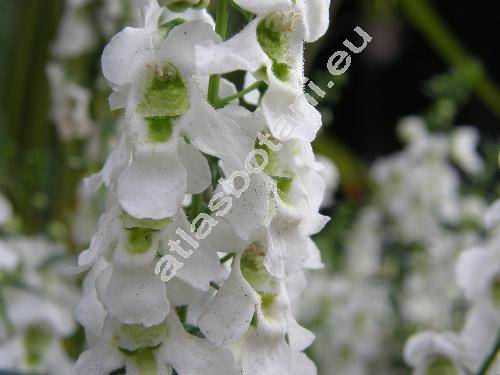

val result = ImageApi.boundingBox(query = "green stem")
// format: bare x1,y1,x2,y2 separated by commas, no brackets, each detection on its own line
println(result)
476,331,500,375
400,0,500,119
220,253,235,264
207,0,229,107
229,0,254,21
209,281,220,290
216,81,265,108
0,288,14,337
207,73,221,108
176,305,188,323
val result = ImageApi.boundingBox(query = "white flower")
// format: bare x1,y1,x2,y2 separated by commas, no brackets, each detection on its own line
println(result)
72,182,102,247
51,0,96,58
0,192,12,227
450,126,484,175
98,5,253,220
74,312,235,375
317,155,339,208
485,199,500,230
459,305,500,372
397,115,427,144
206,107,328,278
74,207,224,327
456,244,500,307
195,0,330,142
458,196,487,225
100,18,210,219
47,63,94,140
371,123,463,242
297,275,392,375
75,257,108,346
345,208,383,277
73,1,331,373
404,331,469,375
405,198,500,375
0,237,79,373
198,251,316,374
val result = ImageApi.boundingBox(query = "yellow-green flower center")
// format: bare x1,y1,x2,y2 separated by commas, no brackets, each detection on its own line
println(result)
492,274,500,307
114,322,168,352
256,13,294,82
161,0,209,12
426,356,458,375
241,249,268,289
273,175,294,201
137,63,189,143
126,227,155,255
24,326,51,368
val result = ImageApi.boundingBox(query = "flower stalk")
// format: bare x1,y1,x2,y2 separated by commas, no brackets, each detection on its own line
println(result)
477,331,500,375
216,81,266,108
207,0,229,107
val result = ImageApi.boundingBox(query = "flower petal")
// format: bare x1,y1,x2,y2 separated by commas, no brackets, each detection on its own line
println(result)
242,326,291,375
159,312,236,375
118,143,187,220
75,257,108,345
162,211,224,290
232,0,290,16
198,254,259,345
177,142,211,195
301,0,331,42
102,27,153,87
262,80,321,142
161,20,220,77
195,19,268,76
74,320,125,375
291,352,317,375
102,263,170,327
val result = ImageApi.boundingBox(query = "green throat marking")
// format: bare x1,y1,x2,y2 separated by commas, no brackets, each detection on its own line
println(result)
256,14,292,82
137,63,189,143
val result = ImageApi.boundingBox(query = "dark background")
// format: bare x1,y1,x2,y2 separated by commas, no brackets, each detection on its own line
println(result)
314,0,500,160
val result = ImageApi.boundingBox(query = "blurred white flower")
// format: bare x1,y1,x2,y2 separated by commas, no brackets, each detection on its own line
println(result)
451,126,484,175
297,273,393,375
345,207,383,277
47,63,94,141
51,0,96,58
0,192,13,226
0,237,79,373
317,155,339,208
371,129,461,243
406,198,500,373
404,331,468,375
